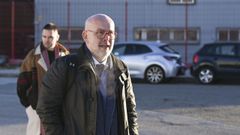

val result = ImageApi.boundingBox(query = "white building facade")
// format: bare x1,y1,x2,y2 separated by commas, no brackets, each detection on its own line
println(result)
34,0,240,63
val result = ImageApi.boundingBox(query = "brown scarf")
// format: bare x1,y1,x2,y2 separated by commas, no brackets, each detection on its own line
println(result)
41,43,61,69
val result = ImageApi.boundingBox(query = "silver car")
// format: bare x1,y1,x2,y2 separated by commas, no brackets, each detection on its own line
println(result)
113,41,185,84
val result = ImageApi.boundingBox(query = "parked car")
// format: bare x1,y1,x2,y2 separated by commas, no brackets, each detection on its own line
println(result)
191,42,240,84
0,55,8,66
112,41,186,84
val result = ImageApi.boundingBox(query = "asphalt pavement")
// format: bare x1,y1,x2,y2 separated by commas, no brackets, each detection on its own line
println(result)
1,77,240,135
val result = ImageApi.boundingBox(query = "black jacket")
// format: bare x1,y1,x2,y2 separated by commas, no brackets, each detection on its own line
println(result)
36,45,138,135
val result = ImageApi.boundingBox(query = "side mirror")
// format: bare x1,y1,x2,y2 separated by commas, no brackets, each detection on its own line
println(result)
113,52,119,56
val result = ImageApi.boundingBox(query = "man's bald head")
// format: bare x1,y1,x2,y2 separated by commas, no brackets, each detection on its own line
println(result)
84,14,115,30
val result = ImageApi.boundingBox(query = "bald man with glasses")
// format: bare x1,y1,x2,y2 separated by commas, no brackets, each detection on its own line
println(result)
37,14,139,135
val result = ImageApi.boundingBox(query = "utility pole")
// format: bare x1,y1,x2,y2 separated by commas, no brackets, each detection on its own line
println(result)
184,2,189,66
67,0,71,50
124,0,128,41
11,0,15,60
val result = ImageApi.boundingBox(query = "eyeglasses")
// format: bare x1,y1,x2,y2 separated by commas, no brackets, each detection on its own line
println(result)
86,29,117,40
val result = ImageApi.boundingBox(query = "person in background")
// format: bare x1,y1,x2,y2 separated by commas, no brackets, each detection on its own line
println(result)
36,14,138,135
17,22,69,135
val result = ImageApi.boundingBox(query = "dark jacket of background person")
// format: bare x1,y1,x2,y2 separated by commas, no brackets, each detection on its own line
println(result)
36,44,138,135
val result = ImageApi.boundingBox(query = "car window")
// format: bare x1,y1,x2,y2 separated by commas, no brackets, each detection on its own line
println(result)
136,44,152,54
221,45,235,56
125,44,152,55
159,45,178,54
113,44,126,55
215,45,236,56
125,45,135,54
202,44,237,57
201,45,216,55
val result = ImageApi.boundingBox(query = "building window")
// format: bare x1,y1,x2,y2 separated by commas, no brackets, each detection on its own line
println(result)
134,27,200,44
188,30,198,41
219,30,228,41
58,27,84,52
147,29,158,41
168,0,196,4
58,27,84,44
230,30,239,41
159,29,170,41
173,29,185,41
134,29,142,40
217,28,240,42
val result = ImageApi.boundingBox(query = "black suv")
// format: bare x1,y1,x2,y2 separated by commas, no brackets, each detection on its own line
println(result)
191,42,240,84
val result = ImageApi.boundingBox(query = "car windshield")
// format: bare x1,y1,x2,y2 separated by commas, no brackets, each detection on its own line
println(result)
159,45,178,54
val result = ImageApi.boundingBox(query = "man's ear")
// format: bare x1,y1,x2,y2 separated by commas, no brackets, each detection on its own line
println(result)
82,30,87,42
57,34,60,41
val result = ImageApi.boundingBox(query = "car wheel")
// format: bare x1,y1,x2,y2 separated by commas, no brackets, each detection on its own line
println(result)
197,67,215,84
145,65,165,84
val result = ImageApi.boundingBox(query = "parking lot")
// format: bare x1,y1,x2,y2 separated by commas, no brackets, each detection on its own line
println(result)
134,80,240,134
0,77,240,135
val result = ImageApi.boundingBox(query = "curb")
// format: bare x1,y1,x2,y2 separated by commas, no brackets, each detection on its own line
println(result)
0,68,19,77
0,73,18,77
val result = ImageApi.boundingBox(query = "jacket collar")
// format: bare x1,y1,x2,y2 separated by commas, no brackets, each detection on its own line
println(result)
34,42,69,71
34,43,48,71
76,43,128,79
